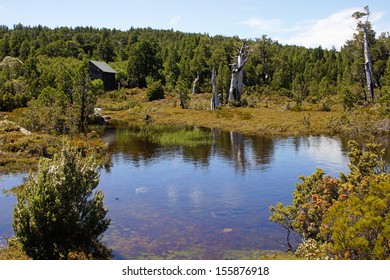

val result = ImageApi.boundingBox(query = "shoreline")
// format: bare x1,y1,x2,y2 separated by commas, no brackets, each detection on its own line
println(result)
97,92,389,138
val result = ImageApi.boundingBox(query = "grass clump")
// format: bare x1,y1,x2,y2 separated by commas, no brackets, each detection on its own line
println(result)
158,127,212,147
116,125,212,147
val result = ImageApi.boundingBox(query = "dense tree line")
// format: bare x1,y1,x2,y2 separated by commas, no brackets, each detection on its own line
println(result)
0,21,389,113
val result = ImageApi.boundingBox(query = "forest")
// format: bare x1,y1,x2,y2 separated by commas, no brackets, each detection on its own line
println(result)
0,8,390,260
0,18,390,114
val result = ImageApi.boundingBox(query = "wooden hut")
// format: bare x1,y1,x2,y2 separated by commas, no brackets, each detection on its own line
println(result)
89,60,117,91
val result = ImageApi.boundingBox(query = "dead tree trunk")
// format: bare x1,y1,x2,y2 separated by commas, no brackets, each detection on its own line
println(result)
211,68,220,110
363,25,374,101
192,71,200,94
353,6,374,102
228,40,249,103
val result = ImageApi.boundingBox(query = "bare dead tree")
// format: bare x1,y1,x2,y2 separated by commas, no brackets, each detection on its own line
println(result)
192,71,200,94
353,6,374,102
211,68,220,110
228,40,250,103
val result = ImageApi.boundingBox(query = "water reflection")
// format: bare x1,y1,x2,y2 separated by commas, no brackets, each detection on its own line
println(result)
104,125,279,174
0,124,388,259
0,174,25,247
97,125,360,259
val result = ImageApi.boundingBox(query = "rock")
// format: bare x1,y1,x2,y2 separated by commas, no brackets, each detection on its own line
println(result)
94,108,102,115
19,127,31,135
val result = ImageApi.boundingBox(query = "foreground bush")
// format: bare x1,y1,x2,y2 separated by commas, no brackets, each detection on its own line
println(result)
13,143,111,259
321,178,390,259
270,139,390,259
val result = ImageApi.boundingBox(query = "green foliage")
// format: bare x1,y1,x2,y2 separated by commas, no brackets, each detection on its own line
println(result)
146,77,164,101
341,86,357,110
123,124,212,147
0,237,30,260
127,38,161,88
12,142,111,259
339,140,387,197
175,75,189,109
91,79,105,95
0,56,29,111
379,86,390,113
269,202,297,250
0,23,389,110
321,178,390,259
19,99,78,134
291,73,307,105
74,59,96,127
270,168,339,244
96,29,115,62
270,139,389,259
292,169,340,240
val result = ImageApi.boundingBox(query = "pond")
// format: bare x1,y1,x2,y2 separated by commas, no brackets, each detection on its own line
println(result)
0,125,386,259
98,125,353,259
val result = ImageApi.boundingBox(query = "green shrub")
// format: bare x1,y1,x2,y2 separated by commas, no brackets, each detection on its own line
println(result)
91,79,105,95
270,139,389,259
13,142,111,259
146,77,164,101
341,86,357,110
321,178,390,260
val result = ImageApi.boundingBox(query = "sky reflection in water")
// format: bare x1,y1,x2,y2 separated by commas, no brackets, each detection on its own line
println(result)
2,126,373,259
98,128,351,259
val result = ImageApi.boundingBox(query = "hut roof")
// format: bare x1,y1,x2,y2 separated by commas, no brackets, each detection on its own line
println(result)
90,60,117,74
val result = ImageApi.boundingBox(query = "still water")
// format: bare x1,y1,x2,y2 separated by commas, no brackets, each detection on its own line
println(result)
0,125,364,259
98,126,353,259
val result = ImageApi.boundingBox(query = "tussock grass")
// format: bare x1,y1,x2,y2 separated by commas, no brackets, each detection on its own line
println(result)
116,124,212,147
99,89,389,138
158,127,212,146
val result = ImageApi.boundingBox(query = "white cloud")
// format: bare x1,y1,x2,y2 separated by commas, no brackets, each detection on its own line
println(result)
239,17,282,32
168,15,181,26
285,8,361,49
239,8,386,49
286,8,385,49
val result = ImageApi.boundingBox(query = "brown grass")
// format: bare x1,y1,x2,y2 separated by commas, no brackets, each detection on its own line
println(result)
97,90,346,137
97,89,389,137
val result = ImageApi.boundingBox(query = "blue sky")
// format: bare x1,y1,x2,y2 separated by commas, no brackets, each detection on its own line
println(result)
0,0,389,49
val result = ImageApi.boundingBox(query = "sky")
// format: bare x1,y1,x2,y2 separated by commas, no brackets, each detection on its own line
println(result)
0,0,389,50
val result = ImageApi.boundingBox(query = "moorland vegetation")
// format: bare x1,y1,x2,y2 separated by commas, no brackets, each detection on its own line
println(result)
1,8,389,258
